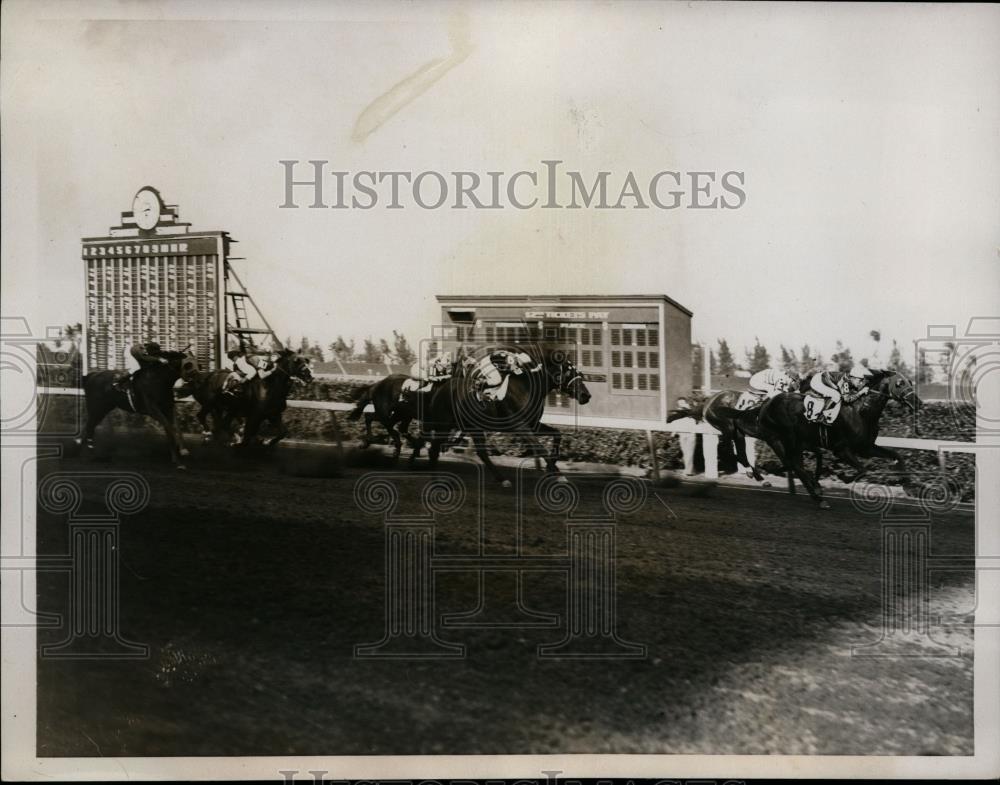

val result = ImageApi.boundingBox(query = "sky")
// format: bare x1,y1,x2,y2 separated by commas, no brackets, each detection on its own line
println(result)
4,1,999,366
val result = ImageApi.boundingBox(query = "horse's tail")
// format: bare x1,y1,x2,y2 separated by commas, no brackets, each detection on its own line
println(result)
667,403,703,423
347,383,373,420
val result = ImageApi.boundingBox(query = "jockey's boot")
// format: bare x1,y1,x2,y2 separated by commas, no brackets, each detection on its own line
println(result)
112,373,131,393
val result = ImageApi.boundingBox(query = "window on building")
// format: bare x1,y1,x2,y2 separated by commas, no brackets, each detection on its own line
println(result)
608,322,660,396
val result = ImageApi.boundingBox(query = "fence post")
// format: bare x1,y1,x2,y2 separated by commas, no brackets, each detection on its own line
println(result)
646,430,660,481
702,430,719,480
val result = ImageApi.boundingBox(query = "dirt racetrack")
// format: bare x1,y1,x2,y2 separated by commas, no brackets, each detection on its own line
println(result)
36,432,975,757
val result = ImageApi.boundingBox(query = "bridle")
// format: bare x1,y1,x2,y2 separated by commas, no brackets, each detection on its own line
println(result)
269,355,312,383
548,362,584,395
868,376,919,413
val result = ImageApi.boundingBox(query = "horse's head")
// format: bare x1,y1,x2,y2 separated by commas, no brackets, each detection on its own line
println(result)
160,349,200,382
547,350,591,405
273,348,314,384
291,353,314,383
874,370,922,412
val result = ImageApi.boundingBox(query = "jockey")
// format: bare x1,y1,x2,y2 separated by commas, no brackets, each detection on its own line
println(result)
805,366,870,422
475,349,537,401
114,340,166,391
400,351,454,401
747,367,798,400
733,367,797,411
224,347,274,396
426,351,454,382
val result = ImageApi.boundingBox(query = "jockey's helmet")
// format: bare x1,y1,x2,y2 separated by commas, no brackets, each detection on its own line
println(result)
146,341,161,354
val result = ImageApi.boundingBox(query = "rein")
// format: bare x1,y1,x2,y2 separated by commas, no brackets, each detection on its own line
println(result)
546,363,582,393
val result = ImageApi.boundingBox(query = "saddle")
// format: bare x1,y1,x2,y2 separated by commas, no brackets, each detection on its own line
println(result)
803,393,840,425
478,373,511,403
113,374,139,412
399,376,444,402
735,391,766,411
401,377,422,394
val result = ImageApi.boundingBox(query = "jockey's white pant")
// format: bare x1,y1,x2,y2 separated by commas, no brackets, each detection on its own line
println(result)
810,374,841,403
748,382,782,399
475,357,503,387
234,357,258,379
124,352,142,375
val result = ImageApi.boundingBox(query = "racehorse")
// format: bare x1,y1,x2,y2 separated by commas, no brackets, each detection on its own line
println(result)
407,350,591,486
187,349,313,448
716,370,921,508
77,348,199,468
347,374,415,460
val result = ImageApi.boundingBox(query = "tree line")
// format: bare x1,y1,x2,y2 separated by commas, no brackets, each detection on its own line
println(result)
693,330,957,384
285,331,418,366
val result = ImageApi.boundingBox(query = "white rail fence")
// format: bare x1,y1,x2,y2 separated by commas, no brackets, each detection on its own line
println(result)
38,387,974,481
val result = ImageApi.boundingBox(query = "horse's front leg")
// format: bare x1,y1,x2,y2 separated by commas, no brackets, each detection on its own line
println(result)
148,403,187,469
427,438,442,467
78,402,113,450
360,412,374,448
832,446,869,485
389,426,402,461
734,432,768,483
241,414,262,448
764,435,803,498
793,453,829,507
776,436,828,507
866,443,907,473
470,431,509,487
197,406,213,443
264,413,288,449
408,430,425,465
534,422,563,473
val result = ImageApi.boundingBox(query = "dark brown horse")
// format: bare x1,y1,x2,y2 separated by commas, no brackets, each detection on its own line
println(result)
408,349,591,486
77,349,199,468
347,373,415,460
187,350,313,448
